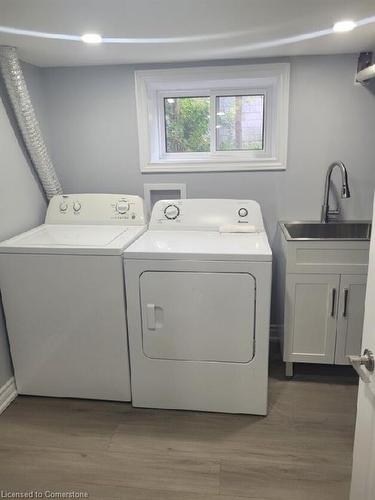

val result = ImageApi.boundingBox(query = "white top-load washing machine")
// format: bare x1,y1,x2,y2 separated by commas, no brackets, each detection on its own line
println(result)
0,194,146,401
124,199,272,415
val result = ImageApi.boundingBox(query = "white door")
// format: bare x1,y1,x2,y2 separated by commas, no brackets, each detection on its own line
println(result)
350,202,375,499
140,271,255,362
335,274,367,365
284,273,339,364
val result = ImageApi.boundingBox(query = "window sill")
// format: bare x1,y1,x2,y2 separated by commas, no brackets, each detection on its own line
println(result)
141,159,286,173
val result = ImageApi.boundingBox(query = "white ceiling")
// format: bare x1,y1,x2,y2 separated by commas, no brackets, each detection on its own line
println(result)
0,0,374,67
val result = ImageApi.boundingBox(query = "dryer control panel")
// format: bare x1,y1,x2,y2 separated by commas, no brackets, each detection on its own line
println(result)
46,194,146,225
150,199,265,232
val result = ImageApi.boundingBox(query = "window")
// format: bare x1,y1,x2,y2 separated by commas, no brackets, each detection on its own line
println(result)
164,96,210,153
135,64,290,172
216,95,264,151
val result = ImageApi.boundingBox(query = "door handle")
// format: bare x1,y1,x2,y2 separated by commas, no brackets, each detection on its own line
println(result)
343,288,349,317
331,288,336,317
146,303,156,330
347,349,374,383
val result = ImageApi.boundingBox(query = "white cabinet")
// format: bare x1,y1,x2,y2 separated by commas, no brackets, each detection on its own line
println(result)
279,223,370,376
284,273,367,371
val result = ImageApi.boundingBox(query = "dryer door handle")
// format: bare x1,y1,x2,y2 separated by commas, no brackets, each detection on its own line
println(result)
146,303,156,330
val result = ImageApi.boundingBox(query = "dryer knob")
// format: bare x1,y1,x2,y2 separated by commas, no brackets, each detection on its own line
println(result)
59,202,68,212
238,207,248,218
164,204,180,220
73,202,81,212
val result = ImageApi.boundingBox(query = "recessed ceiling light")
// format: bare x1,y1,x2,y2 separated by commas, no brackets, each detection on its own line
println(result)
333,20,357,33
81,33,102,44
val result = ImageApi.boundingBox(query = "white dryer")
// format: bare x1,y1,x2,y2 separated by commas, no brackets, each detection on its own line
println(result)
0,194,146,401
124,199,272,415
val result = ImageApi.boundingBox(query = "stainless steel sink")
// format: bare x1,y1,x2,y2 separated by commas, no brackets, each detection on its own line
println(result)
280,221,372,241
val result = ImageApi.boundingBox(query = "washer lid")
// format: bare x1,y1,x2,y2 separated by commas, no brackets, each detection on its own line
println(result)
124,230,272,261
0,224,147,255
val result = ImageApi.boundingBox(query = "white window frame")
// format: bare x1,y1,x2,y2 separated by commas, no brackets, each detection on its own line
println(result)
135,63,290,173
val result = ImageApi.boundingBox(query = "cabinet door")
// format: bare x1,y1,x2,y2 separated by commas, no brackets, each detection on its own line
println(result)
284,274,340,364
335,274,367,365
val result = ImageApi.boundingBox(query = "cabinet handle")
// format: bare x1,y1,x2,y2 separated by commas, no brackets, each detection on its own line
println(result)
343,288,349,317
331,288,336,317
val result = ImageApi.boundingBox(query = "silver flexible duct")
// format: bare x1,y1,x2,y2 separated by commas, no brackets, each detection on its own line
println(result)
0,46,62,199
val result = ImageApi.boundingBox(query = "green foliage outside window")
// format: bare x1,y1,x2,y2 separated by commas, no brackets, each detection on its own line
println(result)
164,97,210,153
164,94,264,153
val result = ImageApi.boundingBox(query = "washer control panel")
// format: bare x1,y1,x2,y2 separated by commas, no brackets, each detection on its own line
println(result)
116,200,130,214
46,194,146,225
150,199,264,231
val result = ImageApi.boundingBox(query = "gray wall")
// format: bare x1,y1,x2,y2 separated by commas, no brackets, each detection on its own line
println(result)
0,63,47,386
36,54,375,323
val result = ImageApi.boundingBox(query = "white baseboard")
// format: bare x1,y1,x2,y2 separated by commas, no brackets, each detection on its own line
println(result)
0,377,17,414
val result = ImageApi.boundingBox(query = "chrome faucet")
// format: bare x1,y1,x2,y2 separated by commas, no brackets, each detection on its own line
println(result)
321,161,351,223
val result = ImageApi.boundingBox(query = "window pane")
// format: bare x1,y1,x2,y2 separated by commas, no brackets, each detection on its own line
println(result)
216,95,264,151
164,97,210,153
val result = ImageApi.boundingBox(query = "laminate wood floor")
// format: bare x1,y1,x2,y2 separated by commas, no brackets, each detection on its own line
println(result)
0,353,358,500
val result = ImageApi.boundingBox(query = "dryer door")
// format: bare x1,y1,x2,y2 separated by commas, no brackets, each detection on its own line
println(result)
140,271,255,362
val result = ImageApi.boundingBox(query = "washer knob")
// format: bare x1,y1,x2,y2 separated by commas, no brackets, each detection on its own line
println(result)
164,204,180,220
73,202,81,212
59,202,68,212
238,207,248,218
116,201,130,214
